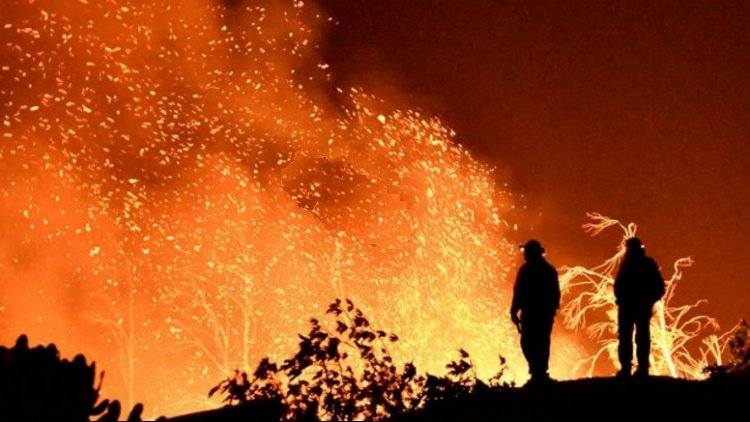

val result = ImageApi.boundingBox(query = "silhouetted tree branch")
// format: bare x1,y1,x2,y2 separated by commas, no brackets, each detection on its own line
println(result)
210,299,512,420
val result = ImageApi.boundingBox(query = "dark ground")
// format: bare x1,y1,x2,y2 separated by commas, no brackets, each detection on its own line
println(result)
167,375,750,421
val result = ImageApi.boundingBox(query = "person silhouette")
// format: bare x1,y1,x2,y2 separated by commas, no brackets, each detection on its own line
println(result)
510,240,560,384
614,237,666,378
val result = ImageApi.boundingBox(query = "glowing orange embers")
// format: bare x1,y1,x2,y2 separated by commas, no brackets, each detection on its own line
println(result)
0,0,563,415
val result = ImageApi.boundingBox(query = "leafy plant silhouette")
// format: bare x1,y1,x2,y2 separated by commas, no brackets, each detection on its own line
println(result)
210,299,512,420
704,319,750,378
0,335,144,421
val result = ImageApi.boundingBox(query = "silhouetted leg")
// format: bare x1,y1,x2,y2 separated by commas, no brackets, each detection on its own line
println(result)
539,318,553,377
520,328,535,377
522,317,552,380
617,308,634,374
520,318,537,378
635,309,652,375
529,328,543,378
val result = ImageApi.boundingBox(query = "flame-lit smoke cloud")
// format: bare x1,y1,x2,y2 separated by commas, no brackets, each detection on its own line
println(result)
0,0,580,414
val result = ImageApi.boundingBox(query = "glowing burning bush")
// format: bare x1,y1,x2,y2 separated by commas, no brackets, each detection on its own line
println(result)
560,213,726,379
704,319,750,378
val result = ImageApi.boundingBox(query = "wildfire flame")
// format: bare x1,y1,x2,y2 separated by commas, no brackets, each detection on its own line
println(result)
0,0,583,415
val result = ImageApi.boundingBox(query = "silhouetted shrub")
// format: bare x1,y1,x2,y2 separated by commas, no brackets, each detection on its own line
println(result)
210,299,512,420
705,319,750,378
0,335,143,421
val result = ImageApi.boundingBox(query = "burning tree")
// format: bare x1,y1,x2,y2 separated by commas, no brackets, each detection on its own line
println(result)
560,213,726,378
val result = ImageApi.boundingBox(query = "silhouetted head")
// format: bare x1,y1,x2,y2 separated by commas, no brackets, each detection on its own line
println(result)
521,239,545,260
625,237,645,255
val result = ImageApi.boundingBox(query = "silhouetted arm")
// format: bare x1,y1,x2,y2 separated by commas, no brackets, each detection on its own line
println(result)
614,264,625,305
650,258,666,303
511,266,525,316
552,267,561,312
510,266,525,332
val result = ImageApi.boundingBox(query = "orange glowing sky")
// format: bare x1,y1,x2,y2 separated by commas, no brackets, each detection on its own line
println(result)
319,0,750,327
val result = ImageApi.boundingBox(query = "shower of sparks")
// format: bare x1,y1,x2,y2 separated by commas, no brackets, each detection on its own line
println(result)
0,0,583,415
560,212,727,379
